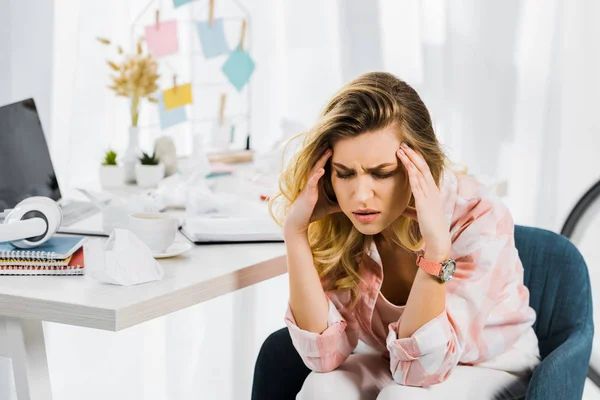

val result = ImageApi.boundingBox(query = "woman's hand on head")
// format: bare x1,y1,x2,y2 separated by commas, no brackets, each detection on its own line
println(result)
283,149,341,237
397,143,451,261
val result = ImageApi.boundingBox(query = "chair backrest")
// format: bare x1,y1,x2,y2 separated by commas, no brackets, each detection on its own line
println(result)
514,225,594,358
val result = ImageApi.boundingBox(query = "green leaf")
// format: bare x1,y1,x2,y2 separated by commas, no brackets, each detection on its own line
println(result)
102,149,118,166
138,151,160,165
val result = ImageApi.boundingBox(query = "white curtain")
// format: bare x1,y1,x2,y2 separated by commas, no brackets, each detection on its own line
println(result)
0,0,596,399
0,1,54,398
0,0,54,133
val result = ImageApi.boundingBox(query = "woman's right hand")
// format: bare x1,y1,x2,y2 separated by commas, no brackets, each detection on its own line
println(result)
283,149,341,237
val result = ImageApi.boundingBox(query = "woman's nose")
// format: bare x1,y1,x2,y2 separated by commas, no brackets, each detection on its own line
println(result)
354,177,374,203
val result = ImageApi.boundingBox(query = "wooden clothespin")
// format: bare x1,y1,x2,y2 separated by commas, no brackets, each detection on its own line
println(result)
155,10,160,30
219,93,227,126
209,0,215,28
239,19,246,51
173,75,178,93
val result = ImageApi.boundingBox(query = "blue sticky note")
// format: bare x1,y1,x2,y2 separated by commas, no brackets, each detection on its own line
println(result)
196,19,230,59
221,48,256,92
158,93,187,129
173,0,195,7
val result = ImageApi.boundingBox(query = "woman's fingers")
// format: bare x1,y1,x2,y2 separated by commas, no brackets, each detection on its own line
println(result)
400,143,436,187
397,147,424,197
308,168,325,189
310,148,332,177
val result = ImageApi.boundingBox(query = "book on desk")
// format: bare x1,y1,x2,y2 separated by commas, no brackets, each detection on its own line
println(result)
180,215,284,244
0,236,86,275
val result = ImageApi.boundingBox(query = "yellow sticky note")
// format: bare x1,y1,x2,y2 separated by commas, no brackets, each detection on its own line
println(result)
163,83,193,110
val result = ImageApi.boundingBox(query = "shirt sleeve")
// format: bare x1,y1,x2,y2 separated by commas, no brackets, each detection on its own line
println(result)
285,296,359,372
386,195,536,387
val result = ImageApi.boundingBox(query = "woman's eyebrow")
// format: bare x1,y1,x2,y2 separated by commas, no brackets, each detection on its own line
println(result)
332,162,396,172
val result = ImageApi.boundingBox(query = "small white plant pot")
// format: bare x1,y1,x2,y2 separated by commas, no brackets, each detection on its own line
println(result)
135,163,165,188
99,165,125,188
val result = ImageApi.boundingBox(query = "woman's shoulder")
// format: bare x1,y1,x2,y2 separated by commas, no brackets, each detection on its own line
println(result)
442,169,510,219
442,170,514,248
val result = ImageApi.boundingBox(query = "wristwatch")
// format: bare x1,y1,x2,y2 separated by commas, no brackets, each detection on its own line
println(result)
416,253,456,282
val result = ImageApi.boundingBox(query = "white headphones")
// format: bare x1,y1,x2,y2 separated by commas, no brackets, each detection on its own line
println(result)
0,197,63,249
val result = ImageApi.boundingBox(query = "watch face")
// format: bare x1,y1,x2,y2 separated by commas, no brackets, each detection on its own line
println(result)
441,259,456,282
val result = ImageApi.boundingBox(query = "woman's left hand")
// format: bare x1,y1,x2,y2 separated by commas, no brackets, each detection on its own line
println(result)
397,143,451,262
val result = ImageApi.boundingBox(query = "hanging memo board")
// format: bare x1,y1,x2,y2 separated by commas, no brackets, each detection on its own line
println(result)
130,0,255,156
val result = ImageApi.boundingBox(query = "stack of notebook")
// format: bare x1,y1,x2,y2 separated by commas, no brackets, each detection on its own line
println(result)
0,236,86,275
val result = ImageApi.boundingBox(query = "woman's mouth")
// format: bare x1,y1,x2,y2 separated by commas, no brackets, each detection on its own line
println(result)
352,211,380,223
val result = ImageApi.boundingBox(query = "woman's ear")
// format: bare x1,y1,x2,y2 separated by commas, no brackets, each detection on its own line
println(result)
402,206,417,220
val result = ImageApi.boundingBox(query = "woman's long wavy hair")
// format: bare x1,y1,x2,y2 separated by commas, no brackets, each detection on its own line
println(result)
270,72,446,306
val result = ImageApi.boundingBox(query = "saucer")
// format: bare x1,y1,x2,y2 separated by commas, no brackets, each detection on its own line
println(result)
153,242,193,259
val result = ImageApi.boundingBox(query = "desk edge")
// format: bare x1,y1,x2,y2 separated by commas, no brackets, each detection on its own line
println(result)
114,254,287,331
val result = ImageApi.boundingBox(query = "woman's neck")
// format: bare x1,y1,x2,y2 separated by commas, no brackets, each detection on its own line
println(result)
374,234,406,252
372,232,419,306
373,227,401,250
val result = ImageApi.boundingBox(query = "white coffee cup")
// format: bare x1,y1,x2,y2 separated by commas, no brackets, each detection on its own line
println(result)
129,213,178,253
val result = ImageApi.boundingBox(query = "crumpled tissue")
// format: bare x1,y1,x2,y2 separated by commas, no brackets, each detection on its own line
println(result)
85,228,164,286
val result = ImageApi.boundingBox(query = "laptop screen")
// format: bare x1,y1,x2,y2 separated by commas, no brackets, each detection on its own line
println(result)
0,98,61,210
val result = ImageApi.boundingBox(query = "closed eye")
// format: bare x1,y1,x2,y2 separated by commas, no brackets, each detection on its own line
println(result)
335,171,396,180
336,172,355,180
372,171,396,179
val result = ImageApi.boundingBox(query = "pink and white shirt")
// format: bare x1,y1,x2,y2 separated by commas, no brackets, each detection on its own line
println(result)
285,170,540,387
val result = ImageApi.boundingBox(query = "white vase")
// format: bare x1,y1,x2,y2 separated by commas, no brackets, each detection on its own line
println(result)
99,165,125,188
123,126,141,184
154,136,178,177
135,163,165,188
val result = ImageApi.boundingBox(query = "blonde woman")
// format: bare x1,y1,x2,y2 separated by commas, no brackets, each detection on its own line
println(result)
259,72,539,399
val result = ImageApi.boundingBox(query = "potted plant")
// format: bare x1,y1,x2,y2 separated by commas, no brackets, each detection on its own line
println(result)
135,151,165,188
97,37,160,183
99,150,125,188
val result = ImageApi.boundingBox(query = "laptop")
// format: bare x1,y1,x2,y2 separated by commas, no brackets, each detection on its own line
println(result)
0,98,108,236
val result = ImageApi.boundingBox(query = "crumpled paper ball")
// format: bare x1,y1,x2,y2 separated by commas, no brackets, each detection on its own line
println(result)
85,228,164,286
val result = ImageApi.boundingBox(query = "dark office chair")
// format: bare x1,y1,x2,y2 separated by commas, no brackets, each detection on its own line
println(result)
251,226,594,399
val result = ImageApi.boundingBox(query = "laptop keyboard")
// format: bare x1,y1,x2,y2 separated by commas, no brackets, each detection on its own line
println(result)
61,201,100,227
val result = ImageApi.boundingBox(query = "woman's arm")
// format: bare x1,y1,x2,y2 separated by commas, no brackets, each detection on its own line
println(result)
395,144,451,338
285,231,329,333
396,254,447,338
279,148,358,372
283,230,359,372
387,146,536,387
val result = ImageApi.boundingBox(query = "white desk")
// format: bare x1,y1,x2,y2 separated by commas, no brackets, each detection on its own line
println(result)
0,236,287,400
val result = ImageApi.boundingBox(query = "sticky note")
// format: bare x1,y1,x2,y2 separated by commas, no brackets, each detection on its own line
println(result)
173,0,195,7
163,83,193,110
196,19,230,59
221,49,256,92
144,20,179,57
157,93,186,130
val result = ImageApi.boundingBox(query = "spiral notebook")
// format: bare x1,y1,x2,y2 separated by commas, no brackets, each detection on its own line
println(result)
0,236,86,260
0,248,85,275
0,236,86,275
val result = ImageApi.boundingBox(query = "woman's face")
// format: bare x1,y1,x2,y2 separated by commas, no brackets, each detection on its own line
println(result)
330,126,412,236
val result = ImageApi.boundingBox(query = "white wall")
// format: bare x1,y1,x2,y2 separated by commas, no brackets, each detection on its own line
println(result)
338,0,384,83
552,0,600,232
0,0,54,140
0,1,12,107
0,1,54,398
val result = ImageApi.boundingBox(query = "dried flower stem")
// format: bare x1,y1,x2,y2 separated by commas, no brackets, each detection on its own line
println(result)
131,95,140,127
99,36,159,129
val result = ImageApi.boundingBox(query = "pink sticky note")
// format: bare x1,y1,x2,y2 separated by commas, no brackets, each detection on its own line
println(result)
144,20,179,57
